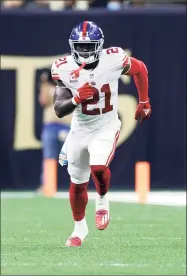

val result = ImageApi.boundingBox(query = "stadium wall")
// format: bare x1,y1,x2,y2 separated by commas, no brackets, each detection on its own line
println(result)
0,8,186,190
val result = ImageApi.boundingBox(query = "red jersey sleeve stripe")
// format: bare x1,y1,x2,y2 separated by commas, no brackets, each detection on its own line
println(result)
52,75,60,80
122,56,130,67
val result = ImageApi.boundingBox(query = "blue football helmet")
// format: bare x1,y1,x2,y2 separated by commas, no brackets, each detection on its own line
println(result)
69,21,104,65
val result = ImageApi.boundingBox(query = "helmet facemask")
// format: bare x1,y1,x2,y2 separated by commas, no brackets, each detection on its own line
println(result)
69,39,104,65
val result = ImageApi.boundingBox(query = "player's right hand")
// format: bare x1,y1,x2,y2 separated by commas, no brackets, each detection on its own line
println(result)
74,82,94,104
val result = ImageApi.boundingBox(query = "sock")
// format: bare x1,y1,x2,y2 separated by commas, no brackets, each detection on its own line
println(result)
95,193,109,212
72,217,88,241
91,165,111,196
69,181,88,221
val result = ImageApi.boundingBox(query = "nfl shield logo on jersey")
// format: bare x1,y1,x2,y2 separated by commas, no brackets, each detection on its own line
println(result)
69,74,78,83
90,73,94,79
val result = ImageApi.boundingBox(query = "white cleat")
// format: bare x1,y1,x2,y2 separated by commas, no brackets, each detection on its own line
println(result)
65,218,88,247
95,193,110,230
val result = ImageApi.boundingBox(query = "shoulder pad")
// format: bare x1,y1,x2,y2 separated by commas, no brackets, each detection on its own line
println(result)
51,56,72,80
103,47,125,56
103,47,128,70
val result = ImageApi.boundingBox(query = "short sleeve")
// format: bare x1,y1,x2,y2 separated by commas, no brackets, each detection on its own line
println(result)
105,47,131,80
113,47,131,73
51,61,61,81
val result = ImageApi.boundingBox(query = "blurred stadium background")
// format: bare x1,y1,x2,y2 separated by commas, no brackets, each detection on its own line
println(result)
0,0,187,275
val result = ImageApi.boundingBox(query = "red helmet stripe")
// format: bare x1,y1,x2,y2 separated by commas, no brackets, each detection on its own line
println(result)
82,21,88,37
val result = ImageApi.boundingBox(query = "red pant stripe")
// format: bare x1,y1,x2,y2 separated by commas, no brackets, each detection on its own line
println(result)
105,131,120,167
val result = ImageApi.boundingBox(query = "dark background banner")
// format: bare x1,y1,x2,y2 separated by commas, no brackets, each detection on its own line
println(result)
0,8,186,190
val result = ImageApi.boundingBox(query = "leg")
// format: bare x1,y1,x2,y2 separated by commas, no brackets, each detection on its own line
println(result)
67,181,89,247
69,181,88,222
89,128,120,230
65,131,90,246
91,165,111,196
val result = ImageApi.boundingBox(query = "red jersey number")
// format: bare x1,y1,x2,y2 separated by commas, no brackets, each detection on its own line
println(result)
82,87,100,115
82,84,113,115
55,57,67,68
106,47,119,54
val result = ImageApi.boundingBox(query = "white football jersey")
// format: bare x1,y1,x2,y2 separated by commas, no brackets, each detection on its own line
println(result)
51,47,130,131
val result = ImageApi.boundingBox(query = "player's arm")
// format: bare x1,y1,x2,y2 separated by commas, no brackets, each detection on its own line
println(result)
53,80,95,118
51,60,94,118
122,56,148,102
53,80,76,118
122,56,151,123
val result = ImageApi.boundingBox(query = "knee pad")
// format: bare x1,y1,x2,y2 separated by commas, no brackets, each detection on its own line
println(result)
70,176,89,185
68,163,90,184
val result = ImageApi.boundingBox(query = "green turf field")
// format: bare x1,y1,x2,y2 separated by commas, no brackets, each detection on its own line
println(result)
1,195,186,275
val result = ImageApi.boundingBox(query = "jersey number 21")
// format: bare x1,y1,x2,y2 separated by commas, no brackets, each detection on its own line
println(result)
82,84,113,115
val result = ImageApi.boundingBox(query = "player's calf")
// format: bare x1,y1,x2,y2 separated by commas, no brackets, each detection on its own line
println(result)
91,165,111,230
91,165,111,195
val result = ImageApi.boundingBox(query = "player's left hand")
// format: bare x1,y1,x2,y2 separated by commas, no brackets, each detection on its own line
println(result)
59,150,68,166
135,101,151,123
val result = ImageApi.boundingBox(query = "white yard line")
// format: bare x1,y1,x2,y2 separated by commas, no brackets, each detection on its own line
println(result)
0,262,157,268
1,191,186,207
2,262,186,268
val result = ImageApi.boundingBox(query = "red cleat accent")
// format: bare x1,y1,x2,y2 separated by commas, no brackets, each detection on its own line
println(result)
95,209,109,230
65,237,82,247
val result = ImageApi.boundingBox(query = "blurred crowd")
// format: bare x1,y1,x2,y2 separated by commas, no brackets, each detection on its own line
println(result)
1,0,186,11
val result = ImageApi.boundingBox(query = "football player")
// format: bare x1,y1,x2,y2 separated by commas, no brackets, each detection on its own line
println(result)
51,21,151,247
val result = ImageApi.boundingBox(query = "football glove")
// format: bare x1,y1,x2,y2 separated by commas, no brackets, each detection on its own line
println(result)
59,150,68,167
73,82,94,105
135,101,151,123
